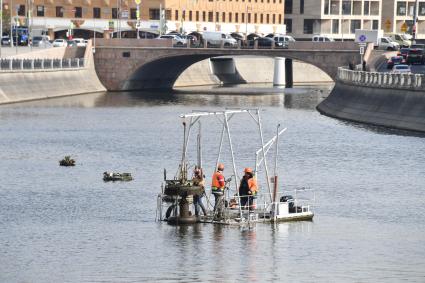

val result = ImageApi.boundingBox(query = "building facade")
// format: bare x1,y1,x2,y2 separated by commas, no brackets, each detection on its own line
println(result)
1,0,285,39
284,0,382,40
382,0,425,39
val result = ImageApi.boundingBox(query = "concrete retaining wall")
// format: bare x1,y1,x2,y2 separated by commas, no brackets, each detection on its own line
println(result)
317,80,425,132
0,42,106,105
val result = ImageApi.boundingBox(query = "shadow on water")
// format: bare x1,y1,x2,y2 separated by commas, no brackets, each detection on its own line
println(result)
339,119,425,138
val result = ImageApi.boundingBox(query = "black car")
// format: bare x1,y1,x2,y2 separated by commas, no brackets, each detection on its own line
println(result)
387,56,405,69
406,48,425,65
254,37,276,48
397,48,410,59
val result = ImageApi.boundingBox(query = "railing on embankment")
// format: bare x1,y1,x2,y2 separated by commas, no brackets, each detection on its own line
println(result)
337,67,425,90
317,68,425,133
0,58,87,72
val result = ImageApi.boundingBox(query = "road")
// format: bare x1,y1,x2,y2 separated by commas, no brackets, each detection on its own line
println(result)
377,51,425,74
0,46,51,58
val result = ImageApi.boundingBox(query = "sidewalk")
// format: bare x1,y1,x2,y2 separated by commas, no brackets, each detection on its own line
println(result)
0,46,50,58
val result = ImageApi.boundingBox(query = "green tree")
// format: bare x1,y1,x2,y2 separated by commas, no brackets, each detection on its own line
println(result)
1,6,11,35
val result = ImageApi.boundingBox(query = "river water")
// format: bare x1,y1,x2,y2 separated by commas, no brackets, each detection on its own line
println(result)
1,86,424,282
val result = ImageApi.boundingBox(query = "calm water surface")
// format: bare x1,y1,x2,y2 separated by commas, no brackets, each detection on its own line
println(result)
0,87,424,282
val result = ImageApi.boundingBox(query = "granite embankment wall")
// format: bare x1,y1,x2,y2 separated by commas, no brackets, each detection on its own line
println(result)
0,42,105,105
174,57,332,87
317,68,425,132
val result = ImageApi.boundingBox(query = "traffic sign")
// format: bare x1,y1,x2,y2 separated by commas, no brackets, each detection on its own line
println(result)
401,22,408,33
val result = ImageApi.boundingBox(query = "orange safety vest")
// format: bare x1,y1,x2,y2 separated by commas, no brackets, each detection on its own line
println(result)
248,178,258,195
211,171,225,192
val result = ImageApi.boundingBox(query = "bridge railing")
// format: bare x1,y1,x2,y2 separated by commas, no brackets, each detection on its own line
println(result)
337,67,425,90
0,58,87,72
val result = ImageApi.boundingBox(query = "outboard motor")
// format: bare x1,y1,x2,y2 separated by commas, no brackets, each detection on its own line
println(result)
280,195,293,202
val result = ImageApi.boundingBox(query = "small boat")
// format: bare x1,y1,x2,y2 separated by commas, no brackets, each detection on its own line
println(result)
59,156,75,166
103,172,133,182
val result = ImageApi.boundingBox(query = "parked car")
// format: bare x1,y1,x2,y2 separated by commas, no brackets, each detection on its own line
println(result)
406,48,425,65
1,36,11,46
387,33,412,48
397,47,410,59
180,35,198,46
391,64,411,73
202,31,237,47
377,37,400,51
52,39,67,47
254,37,277,48
158,34,187,46
67,40,77,47
32,35,50,47
273,35,295,48
312,35,335,42
73,38,87,47
387,56,405,69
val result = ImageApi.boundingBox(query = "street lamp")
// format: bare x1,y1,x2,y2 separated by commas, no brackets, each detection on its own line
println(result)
413,0,419,43
245,5,251,38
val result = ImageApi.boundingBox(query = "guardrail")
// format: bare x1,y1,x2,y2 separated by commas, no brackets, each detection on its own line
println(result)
0,58,87,72
337,67,425,90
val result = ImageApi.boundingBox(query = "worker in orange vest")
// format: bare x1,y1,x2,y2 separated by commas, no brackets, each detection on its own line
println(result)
238,167,258,210
211,163,226,220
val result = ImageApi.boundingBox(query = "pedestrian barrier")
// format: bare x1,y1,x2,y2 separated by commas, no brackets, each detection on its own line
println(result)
337,67,425,90
0,58,87,72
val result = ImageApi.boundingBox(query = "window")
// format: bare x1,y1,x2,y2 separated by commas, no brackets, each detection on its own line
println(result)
284,0,293,14
36,6,44,17
242,13,245,23
18,5,25,16
303,19,314,34
372,20,379,30
266,14,269,24
189,11,193,21
397,2,406,16
149,9,160,20
166,10,171,20
254,13,257,23
260,14,263,23
203,11,206,21
75,7,82,18
420,3,425,16
182,10,186,20
324,0,329,14
93,7,101,18
208,11,213,22
196,11,199,21
216,12,219,22
229,12,232,22
332,19,339,34
284,18,292,33
222,12,225,22
235,13,239,22
131,8,137,19
56,6,63,17
331,0,339,15
112,8,118,19
272,14,275,24
364,1,370,15
342,0,351,15
350,20,361,34
278,14,281,24
248,13,251,23
175,10,179,20
300,0,304,14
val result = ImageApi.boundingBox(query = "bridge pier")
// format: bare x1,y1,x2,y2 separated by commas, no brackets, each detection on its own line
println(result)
210,58,246,84
273,57,286,86
285,58,293,88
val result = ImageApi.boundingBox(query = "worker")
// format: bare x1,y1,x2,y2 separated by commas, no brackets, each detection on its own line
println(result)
192,167,207,217
211,163,226,220
238,167,258,210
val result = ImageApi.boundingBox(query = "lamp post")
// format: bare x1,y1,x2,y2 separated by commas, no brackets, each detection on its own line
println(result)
1,0,3,57
341,2,345,42
245,5,251,38
413,0,419,43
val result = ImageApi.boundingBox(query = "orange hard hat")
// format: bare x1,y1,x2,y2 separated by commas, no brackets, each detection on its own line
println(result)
217,163,224,170
244,167,253,174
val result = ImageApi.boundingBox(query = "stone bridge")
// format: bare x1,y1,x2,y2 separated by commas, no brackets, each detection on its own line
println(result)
93,39,360,91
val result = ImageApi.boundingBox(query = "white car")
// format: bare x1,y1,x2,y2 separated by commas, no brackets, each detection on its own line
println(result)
312,35,335,42
158,34,187,46
52,39,67,47
273,35,296,47
391,64,411,73
73,38,86,47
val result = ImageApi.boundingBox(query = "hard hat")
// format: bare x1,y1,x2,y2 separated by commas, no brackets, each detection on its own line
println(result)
217,163,224,170
244,167,253,174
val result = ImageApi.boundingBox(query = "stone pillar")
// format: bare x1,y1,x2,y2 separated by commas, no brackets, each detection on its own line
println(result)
273,57,285,86
48,28,55,40
285,58,293,88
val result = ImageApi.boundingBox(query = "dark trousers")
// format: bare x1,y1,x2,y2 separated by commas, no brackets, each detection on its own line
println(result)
194,194,207,216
